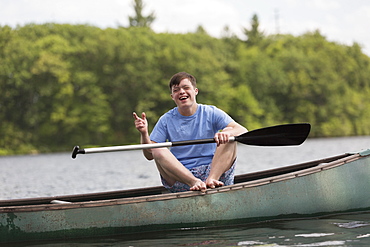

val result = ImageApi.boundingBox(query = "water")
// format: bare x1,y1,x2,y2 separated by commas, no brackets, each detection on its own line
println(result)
1,136,370,246
1,136,369,200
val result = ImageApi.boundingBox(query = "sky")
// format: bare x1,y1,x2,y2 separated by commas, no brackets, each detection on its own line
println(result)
1,0,369,55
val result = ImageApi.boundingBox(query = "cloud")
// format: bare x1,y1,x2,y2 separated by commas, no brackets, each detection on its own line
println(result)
0,0,131,27
309,0,341,10
148,0,240,36
0,0,369,55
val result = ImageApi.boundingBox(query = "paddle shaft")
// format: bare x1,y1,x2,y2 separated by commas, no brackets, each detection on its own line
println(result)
71,123,310,159
72,136,236,158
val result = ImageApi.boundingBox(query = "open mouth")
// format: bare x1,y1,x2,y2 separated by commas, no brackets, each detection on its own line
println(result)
179,96,189,101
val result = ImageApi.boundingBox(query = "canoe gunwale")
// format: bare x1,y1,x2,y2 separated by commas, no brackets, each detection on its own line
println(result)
0,152,364,213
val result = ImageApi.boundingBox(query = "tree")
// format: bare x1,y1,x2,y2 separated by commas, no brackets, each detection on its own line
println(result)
1,23,370,155
221,25,237,39
128,0,156,28
243,14,264,46
195,25,208,35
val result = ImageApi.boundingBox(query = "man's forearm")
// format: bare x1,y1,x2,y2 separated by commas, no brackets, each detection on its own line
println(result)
140,132,151,144
141,133,154,160
233,124,248,136
224,122,248,137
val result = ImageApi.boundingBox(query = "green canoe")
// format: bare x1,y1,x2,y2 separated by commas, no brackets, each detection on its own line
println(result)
1,149,369,243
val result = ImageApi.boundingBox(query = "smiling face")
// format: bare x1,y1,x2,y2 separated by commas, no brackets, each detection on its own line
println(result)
170,78,198,116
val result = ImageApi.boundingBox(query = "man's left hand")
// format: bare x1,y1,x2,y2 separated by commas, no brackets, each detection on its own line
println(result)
214,131,231,146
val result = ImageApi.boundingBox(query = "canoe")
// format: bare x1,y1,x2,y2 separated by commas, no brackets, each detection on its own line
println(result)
1,149,369,243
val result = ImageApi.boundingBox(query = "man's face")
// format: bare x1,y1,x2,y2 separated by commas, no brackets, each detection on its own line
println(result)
170,78,198,108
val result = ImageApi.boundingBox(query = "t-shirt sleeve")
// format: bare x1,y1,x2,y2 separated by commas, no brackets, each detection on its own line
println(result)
213,107,234,131
150,115,168,143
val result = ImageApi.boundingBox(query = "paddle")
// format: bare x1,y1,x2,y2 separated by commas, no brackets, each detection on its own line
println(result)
72,123,310,159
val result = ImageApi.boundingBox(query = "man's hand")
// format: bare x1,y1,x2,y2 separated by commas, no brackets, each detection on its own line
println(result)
133,112,153,160
214,127,233,146
133,112,148,135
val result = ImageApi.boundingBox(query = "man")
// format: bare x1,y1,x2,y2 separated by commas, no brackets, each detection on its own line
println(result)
133,72,247,192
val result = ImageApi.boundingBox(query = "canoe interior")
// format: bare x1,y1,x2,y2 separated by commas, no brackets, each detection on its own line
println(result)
0,153,349,207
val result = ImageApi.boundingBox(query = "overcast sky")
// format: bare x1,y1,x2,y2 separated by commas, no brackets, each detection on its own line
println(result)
1,0,369,55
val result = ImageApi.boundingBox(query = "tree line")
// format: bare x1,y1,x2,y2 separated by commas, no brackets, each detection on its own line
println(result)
1,22,369,155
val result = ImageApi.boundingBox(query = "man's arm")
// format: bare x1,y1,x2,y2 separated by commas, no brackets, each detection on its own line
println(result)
133,112,154,160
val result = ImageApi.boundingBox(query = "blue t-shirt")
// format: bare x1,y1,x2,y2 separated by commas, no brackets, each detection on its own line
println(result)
150,104,233,169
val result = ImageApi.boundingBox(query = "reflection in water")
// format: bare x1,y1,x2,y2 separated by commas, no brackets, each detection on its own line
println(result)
25,212,370,246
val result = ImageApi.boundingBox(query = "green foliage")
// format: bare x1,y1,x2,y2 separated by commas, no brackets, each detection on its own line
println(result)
128,0,156,28
1,23,369,155
243,14,264,46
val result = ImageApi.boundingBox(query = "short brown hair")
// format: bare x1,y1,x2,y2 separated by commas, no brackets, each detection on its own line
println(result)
169,72,197,91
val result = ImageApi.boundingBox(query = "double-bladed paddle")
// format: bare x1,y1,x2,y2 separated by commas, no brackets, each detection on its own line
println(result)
72,123,310,159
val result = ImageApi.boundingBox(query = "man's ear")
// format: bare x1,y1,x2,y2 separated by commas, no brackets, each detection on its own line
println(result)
195,88,199,95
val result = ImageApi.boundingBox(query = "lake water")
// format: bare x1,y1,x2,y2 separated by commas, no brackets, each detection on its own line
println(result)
1,136,370,246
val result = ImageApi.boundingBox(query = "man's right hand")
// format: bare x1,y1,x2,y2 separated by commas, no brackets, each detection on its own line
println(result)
133,112,148,134
133,112,154,160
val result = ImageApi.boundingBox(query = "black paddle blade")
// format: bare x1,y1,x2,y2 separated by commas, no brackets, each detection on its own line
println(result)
235,123,311,146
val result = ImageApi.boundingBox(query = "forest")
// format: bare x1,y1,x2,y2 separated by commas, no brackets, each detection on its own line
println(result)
1,17,370,155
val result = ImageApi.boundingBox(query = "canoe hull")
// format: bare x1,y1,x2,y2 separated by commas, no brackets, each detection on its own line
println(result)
1,150,369,243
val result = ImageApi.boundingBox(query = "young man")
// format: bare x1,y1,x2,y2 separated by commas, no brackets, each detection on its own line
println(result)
133,72,247,192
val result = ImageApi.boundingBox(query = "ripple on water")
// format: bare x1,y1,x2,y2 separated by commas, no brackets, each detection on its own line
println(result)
333,221,370,229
